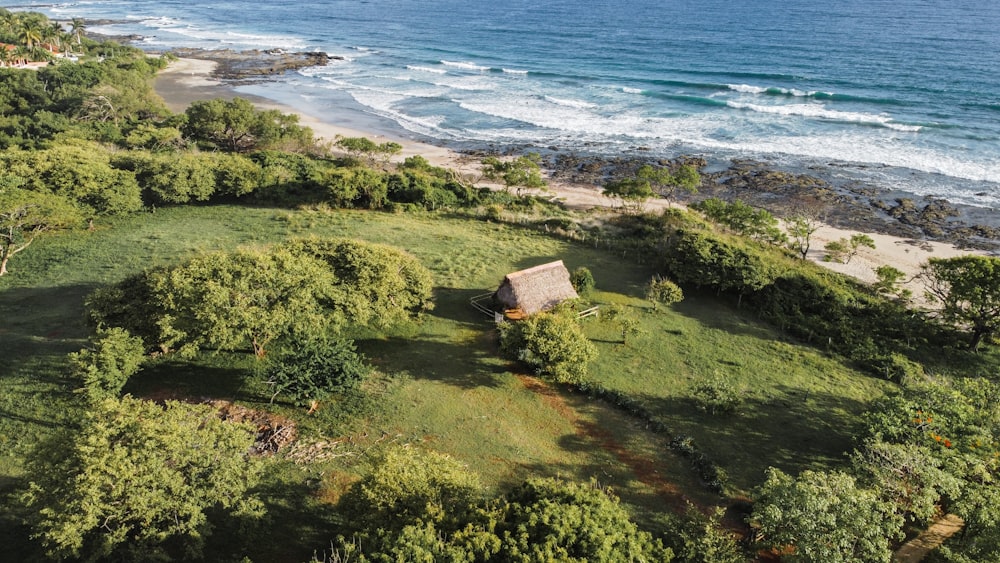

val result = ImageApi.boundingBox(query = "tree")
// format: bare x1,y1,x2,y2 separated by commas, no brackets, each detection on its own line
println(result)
17,20,42,49
498,310,596,384
0,188,80,276
674,503,744,563
334,136,401,166
823,233,875,264
70,18,86,45
481,153,546,195
569,266,595,293
873,265,911,300
282,238,434,329
786,214,822,260
922,255,1000,351
148,247,341,357
184,97,314,153
68,327,146,402
603,176,653,214
850,439,961,525
751,468,903,563
21,397,264,562
602,303,643,345
496,478,673,562
638,163,699,206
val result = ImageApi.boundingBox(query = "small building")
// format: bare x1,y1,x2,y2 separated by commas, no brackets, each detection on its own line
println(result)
494,260,579,319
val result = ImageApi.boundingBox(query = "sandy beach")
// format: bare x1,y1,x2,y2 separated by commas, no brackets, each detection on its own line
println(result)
153,58,977,298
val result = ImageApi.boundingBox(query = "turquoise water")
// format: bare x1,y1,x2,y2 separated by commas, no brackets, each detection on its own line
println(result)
8,0,1000,206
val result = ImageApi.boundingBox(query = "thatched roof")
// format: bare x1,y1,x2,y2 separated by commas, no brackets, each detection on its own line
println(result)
495,260,578,317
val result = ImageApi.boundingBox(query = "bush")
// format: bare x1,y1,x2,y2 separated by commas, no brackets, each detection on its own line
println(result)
570,266,596,293
498,311,597,384
259,337,369,406
646,276,684,309
690,375,744,415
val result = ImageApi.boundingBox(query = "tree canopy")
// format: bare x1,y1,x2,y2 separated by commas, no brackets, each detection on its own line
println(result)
0,187,81,276
21,397,264,562
923,255,1000,351
184,97,314,153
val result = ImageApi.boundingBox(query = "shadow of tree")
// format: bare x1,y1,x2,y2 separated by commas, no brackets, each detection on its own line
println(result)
357,333,508,390
635,385,871,488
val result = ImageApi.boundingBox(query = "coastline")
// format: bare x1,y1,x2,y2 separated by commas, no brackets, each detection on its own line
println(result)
153,57,979,298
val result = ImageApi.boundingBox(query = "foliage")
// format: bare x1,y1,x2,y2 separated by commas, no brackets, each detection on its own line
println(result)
873,264,911,301
259,336,369,406
339,447,482,530
282,238,435,328
120,151,218,205
850,439,961,525
646,276,684,310
603,176,653,214
786,214,821,260
68,326,146,402
751,468,903,563
0,187,81,276
691,198,785,245
601,303,643,345
673,503,745,563
569,266,595,293
20,397,264,562
184,97,314,153
334,136,402,166
495,477,673,562
666,229,779,299
327,453,671,563
922,255,1000,351
481,153,546,195
638,163,700,205
690,375,745,416
0,143,143,215
143,246,341,357
823,233,875,264
498,310,596,384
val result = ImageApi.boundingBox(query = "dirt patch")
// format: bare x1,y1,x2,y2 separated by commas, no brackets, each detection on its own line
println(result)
204,399,298,455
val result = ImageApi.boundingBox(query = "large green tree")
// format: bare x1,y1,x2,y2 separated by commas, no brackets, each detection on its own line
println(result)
751,468,903,563
21,397,264,561
183,97,314,153
922,255,1000,351
0,188,80,276
149,246,340,357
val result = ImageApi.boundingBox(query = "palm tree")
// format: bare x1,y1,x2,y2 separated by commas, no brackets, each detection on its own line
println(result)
70,18,86,45
0,47,12,67
17,21,42,49
45,22,64,52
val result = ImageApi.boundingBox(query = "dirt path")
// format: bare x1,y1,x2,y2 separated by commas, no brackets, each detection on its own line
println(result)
516,374,694,513
892,514,965,563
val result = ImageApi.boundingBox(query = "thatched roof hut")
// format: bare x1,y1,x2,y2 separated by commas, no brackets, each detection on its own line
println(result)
495,260,579,318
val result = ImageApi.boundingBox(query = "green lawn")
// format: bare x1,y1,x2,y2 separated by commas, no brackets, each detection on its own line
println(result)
0,204,891,557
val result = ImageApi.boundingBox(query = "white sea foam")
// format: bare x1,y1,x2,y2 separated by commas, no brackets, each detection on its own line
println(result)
727,102,921,131
501,68,529,74
728,84,768,94
622,87,644,94
544,96,597,109
407,65,447,75
440,60,490,71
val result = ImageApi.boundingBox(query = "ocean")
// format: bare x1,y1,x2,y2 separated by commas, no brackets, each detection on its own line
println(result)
7,0,1000,208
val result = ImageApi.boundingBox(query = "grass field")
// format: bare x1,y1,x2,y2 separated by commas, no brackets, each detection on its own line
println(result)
0,204,892,558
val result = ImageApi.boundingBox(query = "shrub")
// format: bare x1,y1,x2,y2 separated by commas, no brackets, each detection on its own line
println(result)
498,311,596,384
259,337,369,406
690,375,744,415
646,276,684,309
570,266,596,293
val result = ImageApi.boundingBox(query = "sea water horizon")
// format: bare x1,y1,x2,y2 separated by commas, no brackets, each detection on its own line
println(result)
6,0,1000,209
